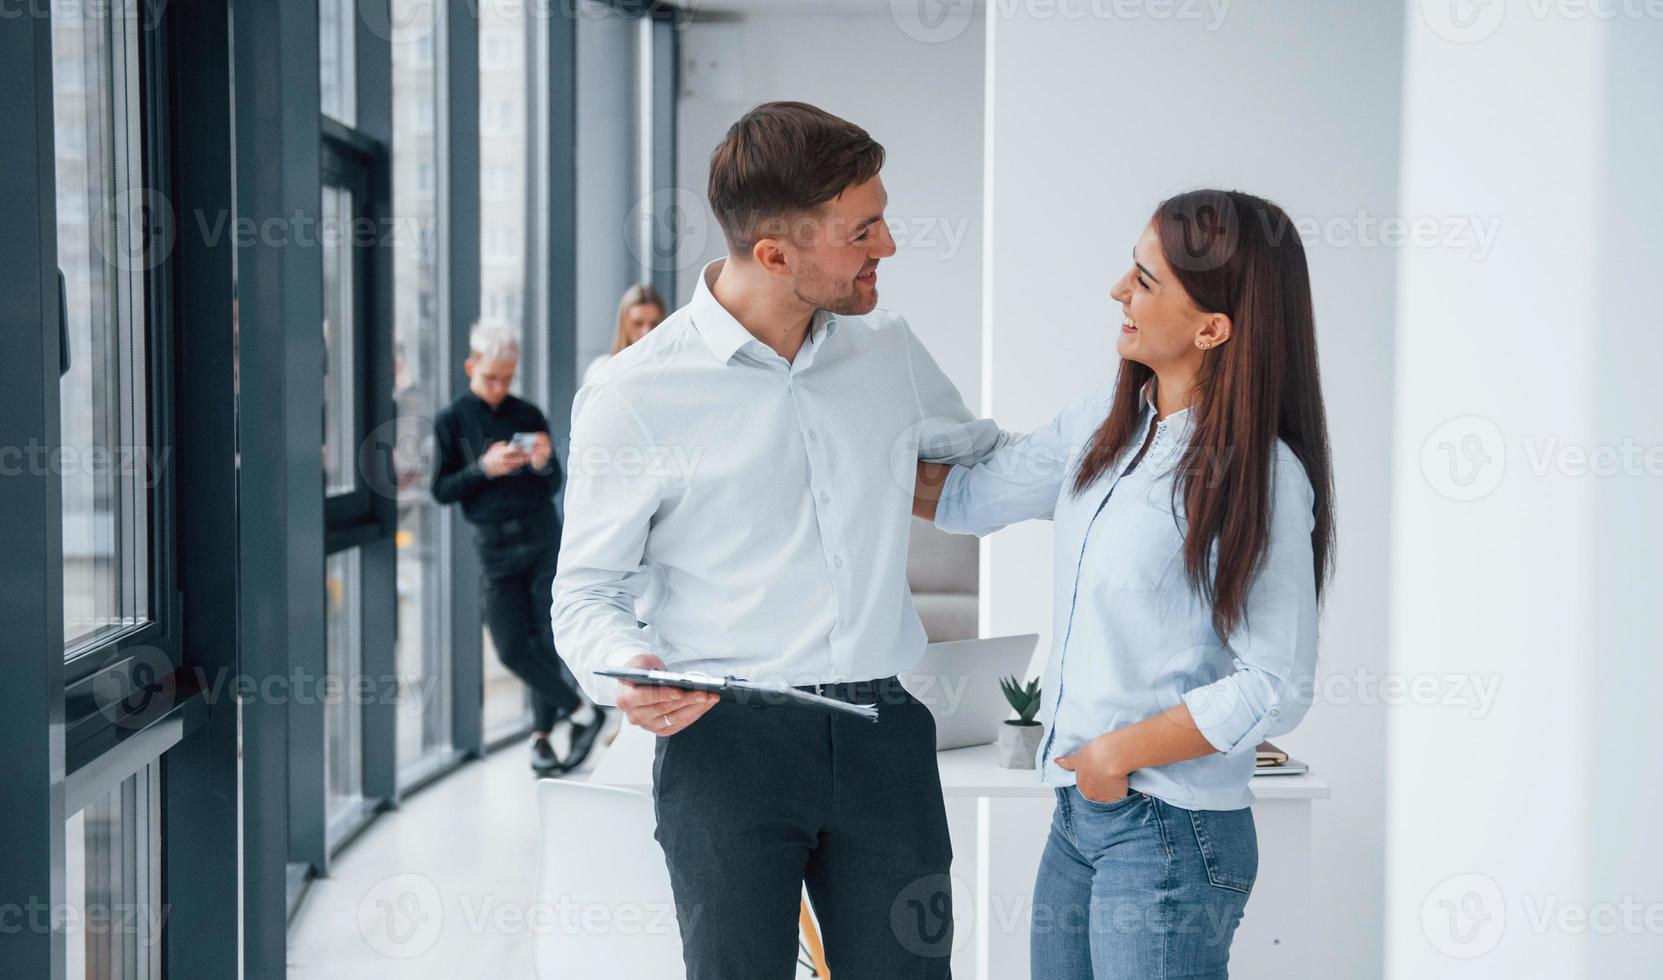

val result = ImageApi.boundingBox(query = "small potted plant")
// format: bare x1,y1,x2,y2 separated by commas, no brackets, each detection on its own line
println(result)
996,676,1044,769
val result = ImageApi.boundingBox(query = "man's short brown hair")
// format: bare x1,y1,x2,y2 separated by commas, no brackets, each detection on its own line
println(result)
707,101,886,255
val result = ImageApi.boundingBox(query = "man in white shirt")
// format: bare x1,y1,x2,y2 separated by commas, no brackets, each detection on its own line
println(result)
552,101,997,978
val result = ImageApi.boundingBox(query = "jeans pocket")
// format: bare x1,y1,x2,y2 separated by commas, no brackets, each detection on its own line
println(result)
1188,808,1258,894
1072,785,1142,812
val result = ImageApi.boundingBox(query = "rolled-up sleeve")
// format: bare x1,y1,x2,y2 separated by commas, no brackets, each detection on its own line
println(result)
1181,452,1320,757
552,384,670,705
935,381,1116,537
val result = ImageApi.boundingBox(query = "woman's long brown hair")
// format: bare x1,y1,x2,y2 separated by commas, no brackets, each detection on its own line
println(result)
1070,189,1334,639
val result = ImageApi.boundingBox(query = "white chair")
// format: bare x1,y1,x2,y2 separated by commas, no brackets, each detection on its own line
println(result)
534,780,685,979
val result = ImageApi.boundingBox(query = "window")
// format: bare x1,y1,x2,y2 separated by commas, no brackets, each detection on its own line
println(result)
321,182,360,497
320,0,356,125
478,0,536,731
324,548,365,843
483,162,514,198
392,0,454,777
52,0,153,657
65,765,162,980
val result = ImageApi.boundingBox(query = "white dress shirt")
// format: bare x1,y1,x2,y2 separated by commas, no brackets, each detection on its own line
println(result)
934,377,1319,811
554,259,1000,704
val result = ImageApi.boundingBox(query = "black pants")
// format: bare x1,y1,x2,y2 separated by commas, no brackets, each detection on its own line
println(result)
476,531,582,732
651,681,954,979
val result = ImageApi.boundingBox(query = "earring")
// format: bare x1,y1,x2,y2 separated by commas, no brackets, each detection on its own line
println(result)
1195,340,1210,350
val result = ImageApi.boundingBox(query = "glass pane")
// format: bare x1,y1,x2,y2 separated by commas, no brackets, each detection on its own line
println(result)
479,0,535,400
53,0,152,652
393,0,452,774
320,0,356,125
65,764,162,980
322,183,358,496
482,624,532,738
325,548,364,838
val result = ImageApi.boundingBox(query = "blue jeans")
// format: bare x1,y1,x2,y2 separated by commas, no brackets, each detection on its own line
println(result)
1031,787,1257,979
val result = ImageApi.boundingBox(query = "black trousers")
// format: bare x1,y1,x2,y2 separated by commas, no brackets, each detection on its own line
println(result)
476,531,582,732
651,681,955,979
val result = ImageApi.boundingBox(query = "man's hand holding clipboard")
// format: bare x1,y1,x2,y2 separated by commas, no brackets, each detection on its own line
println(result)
611,653,720,737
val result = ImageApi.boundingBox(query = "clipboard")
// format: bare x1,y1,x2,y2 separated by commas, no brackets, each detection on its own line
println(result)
594,667,879,722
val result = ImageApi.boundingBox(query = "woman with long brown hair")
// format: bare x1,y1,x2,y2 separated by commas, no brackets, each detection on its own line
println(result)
583,283,666,384
916,189,1334,977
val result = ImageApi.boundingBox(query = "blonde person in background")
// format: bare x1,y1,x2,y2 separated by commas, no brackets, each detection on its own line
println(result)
584,284,666,385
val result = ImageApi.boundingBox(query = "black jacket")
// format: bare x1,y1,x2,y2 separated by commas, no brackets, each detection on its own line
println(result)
431,391,562,528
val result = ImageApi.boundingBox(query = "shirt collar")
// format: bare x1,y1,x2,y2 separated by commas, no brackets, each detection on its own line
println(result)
690,258,839,366
1139,378,1195,434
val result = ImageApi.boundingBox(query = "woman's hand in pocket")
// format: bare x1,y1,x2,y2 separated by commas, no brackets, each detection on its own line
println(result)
1054,735,1131,803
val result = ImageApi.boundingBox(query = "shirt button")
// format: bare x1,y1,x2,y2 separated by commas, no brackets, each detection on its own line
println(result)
820,491,831,504
808,431,818,442
833,556,844,568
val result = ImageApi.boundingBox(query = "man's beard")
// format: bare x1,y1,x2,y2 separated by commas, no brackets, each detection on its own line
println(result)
793,263,875,316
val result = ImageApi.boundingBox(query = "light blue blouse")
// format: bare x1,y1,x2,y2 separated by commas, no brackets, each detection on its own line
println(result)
935,378,1319,811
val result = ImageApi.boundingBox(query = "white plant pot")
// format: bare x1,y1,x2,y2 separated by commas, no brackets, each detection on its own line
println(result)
996,722,1043,769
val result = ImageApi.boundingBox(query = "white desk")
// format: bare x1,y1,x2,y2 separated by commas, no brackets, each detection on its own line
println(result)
591,724,1327,979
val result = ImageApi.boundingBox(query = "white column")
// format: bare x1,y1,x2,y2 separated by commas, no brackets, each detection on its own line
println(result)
1388,4,1663,977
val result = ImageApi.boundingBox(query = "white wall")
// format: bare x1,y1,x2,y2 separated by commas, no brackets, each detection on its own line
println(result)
1387,8,1663,978
985,4,1404,976
575,2,640,381
674,12,986,405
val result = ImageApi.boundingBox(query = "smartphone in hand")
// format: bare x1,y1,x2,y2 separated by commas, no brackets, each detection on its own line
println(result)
510,432,538,454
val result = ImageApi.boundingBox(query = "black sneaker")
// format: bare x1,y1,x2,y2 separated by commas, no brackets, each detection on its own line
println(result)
530,734,561,775
560,707,609,773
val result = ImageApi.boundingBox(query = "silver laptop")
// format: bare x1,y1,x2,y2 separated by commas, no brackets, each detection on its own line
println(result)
899,634,1040,750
